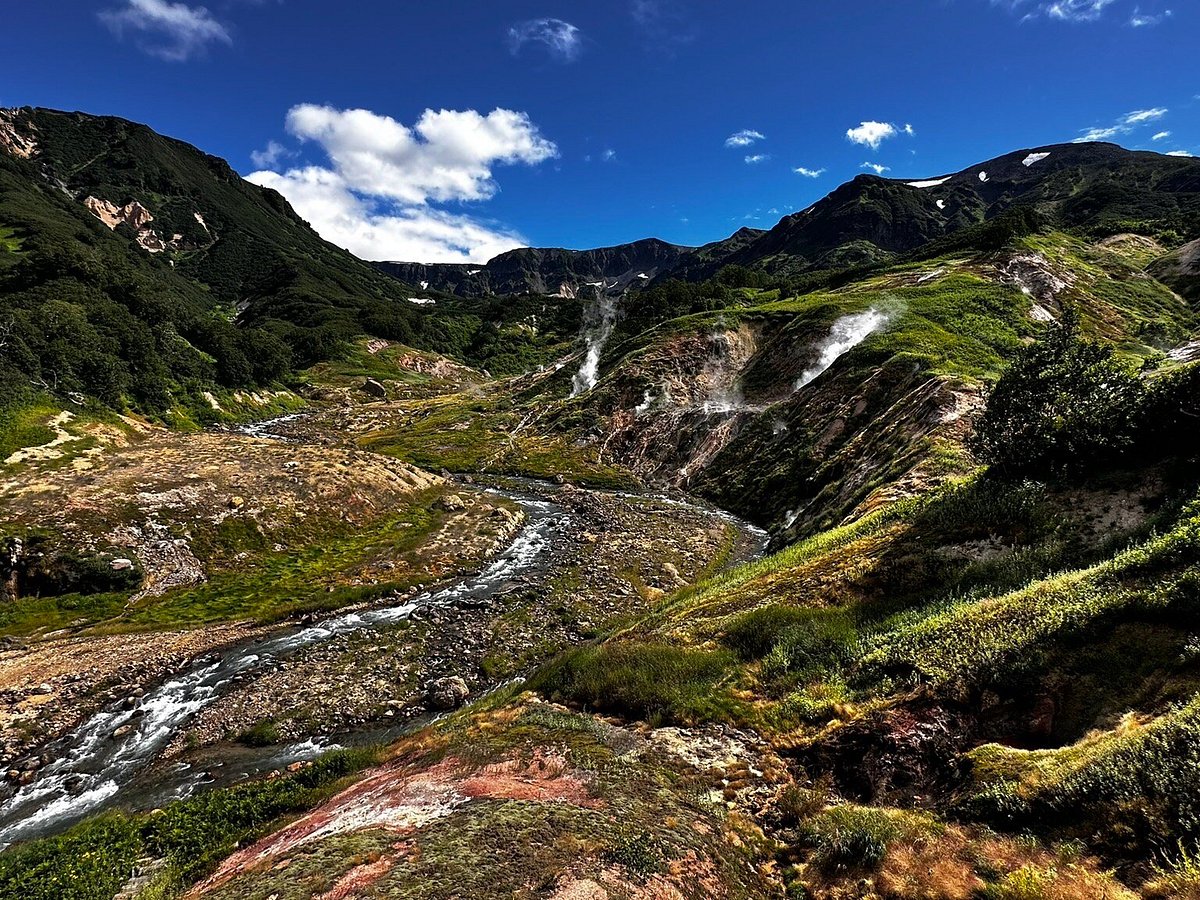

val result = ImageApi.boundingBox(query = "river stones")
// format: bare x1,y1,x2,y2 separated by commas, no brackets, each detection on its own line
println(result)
426,676,470,710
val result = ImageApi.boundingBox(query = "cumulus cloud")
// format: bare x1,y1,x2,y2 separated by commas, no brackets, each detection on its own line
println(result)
1075,106,1168,142
847,121,899,150
744,154,770,164
507,18,582,62
247,105,558,263
794,166,826,178
726,129,765,148
99,0,231,61
861,162,890,175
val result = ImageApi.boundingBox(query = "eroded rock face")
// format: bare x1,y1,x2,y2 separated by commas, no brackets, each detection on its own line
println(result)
0,109,37,159
83,197,178,254
83,196,199,255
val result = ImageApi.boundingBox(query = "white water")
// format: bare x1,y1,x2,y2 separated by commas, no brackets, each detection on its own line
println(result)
0,494,567,848
795,308,891,390
571,295,618,397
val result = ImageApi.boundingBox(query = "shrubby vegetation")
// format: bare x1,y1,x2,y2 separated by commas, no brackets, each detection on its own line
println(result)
973,309,1200,480
0,747,379,900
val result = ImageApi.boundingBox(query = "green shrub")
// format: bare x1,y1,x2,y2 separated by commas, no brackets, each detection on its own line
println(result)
528,642,738,725
604,830,663,877
972,312,1145,480
235,719,281,747
0,813,141,900
800,805,899,872
981,865,1056,900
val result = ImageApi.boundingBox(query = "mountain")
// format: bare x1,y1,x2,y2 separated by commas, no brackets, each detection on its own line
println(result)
375,237,697,298
377,143,1200,299
0,106,444,422
713,141,1200,277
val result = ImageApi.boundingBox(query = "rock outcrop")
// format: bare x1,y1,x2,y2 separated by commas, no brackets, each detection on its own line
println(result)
0,109,37,159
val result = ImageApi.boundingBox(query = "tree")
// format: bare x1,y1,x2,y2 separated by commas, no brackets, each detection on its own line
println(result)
971,310,1146,479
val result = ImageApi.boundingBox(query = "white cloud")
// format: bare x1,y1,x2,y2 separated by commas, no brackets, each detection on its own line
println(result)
904,123,916,136
250,140,291,168
247,104,557,264
847,121,899,150
1129,6,1172,25
602,148,617,162
794,166,826,178
1075,106,1169,142
1045,0,1120,21
99,0,231,61
992,0,1171,24
744,154,770,165
726,129,765,148
1123,107,1168,124
507,18,582,62
1152,131,1172,141
862,162,890,175
281,104,556,204
1078,125,1123,141
1166,150,1194,157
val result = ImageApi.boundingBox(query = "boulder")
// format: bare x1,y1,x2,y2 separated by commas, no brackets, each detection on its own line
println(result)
361,378,388,400
426,676,470,710
437,494,467,512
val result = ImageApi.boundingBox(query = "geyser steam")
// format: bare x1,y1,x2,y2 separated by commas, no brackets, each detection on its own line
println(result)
571,294,618,396
795,308,890,390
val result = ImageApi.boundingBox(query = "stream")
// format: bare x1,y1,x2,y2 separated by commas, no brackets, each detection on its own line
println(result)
0,489,568,849
0,413,769,850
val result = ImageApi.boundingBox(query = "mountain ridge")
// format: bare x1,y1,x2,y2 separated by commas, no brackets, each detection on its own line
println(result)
376,141,1200,296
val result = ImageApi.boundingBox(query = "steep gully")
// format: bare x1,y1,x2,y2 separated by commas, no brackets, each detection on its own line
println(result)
0,417,766,849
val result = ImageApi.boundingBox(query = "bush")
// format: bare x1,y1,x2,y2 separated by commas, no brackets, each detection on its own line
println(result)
800,805,900,872
972,311,1145,480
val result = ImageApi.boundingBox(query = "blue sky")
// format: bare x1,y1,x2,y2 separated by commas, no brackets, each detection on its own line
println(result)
3,0,1197,262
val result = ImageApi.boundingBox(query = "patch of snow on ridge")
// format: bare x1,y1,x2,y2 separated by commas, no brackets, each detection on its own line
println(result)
936,200,946,210
407,298,436,306
906,177,951,188
1023,152,1051,167
978,171,989,182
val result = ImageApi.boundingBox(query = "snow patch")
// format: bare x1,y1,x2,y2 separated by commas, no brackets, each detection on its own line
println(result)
978,171,989,182
936,199,946,210
407,297,436,306
906,176,951,188
1023,152,1051,167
